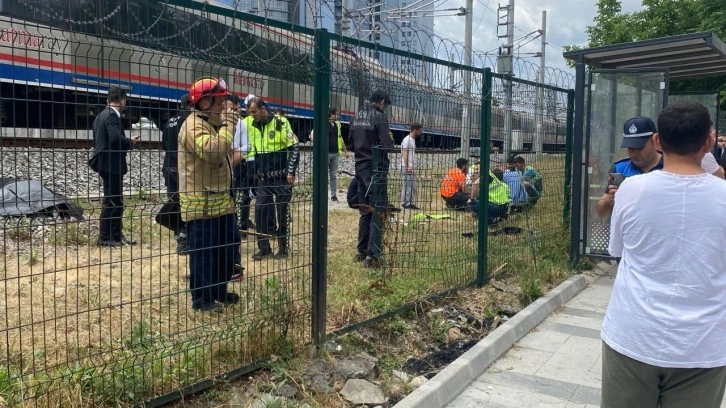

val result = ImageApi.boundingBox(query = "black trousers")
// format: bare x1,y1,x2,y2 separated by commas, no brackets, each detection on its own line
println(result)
443,190,470,208
355,168,386,259
99,171,124,242
233,162,254,230
163,169,186,236
186,214,241,309
254,177,291,251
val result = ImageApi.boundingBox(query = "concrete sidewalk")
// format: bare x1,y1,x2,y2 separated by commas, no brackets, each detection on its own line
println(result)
395,261,726,408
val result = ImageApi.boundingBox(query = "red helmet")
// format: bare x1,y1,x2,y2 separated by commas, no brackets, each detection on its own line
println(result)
188,77,230,104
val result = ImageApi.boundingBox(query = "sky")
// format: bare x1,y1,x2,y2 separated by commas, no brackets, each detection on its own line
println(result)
433,0,642,76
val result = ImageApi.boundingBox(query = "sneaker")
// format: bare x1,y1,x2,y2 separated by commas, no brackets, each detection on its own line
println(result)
407,204,420,210
194,302,222,313
331,196,338,202
353,252,366,262
216,292,240,305
362,256,381,269
253,249,273,260
230,263,245,281
274,248,289,259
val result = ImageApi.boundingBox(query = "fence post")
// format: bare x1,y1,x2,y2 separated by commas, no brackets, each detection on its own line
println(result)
311,28,330,346
563,89,575,226
477,68,492,287
569,60,586,267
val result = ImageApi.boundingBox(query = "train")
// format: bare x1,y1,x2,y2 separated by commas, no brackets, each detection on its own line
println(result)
0,0,569,151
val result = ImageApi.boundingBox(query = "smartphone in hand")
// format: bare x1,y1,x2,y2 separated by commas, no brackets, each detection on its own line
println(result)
609,173,625,187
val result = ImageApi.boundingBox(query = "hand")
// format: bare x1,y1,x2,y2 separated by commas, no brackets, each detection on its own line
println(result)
607,185,619,205
131,135,140,146
220,108,239,127
287,174,295,185
344,151,350,159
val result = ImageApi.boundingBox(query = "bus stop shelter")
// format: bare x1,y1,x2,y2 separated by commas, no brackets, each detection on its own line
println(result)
563,32,726,261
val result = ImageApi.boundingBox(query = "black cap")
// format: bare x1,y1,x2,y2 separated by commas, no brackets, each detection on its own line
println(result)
621,117,657,149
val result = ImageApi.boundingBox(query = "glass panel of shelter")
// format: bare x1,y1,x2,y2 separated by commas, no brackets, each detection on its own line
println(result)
584,69,668,256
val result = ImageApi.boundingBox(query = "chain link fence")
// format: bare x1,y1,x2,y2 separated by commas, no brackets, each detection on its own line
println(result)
0,0,573,405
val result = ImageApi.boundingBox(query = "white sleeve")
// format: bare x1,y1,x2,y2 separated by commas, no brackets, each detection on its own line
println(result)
608,186,625,258
701,152,720,174
232,119,249,153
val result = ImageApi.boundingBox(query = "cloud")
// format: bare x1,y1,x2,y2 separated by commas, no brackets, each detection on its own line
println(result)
432,0,643,77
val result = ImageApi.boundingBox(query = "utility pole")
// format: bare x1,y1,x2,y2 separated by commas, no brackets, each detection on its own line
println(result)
334,0,343,35
498,0,514,160
534,10,546,154
460,0,473,158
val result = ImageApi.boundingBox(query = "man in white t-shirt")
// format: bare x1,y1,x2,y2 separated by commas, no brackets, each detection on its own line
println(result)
400,123,423,209
603,101,726,407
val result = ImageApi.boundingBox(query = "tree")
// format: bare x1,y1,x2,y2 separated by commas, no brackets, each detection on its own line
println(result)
585,0,636,47
571,0,726,110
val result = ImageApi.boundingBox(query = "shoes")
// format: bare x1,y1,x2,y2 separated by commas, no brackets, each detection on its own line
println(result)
230,263,245,281
120,236,137,246
274,248,289,259
176,234,189,254
253,249,273,260
331,196,338,202
362,256,381,268
353,252,366,262
194,302,222,313
97,239,122,248
403,204,420,210
216,292,240,305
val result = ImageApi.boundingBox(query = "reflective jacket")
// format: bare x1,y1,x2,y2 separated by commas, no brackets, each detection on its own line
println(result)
247,114,300,179
335,121,344,154
178,111,236,221
488,171,510,205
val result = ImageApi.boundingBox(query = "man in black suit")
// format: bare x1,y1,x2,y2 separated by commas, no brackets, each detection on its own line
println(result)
91,86,139,247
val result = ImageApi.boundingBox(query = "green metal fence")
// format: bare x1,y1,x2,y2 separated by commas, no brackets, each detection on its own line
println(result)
0,0,573,406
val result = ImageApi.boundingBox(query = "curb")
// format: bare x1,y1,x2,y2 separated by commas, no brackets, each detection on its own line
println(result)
393,273,588,408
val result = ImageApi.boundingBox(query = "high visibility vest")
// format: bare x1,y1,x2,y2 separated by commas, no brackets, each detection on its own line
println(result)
488,171,510,205
336,121,344,154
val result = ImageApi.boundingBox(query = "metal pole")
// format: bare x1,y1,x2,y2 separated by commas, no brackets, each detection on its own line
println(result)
311,29,331,346
502,0,514,160
477,68,492,287
534,10,546,154
334,0,343,34
460,0,473,158
563,89,574,226
569,59,585,267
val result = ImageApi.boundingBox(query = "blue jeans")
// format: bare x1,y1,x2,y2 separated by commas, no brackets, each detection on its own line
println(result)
186,213,241,309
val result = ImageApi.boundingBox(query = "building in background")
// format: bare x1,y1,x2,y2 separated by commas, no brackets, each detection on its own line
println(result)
207,0,301,24
206,0,434,81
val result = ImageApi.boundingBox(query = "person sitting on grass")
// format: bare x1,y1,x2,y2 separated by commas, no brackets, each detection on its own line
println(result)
440,158,472,210
503,158,529,212
469,170,510,225
513,156,542,205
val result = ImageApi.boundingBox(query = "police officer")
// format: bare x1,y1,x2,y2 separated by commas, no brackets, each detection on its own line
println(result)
246,97,300,259
595,117,662,217
178,77,241,313
161,94,191,253
350,90,394,267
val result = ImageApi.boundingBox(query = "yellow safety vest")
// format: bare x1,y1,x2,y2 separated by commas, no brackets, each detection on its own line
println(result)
488,171,510,205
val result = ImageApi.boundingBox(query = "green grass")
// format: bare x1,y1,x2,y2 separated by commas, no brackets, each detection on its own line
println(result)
0,154,574,406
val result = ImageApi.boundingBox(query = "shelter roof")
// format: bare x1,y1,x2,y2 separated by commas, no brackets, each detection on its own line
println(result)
563,32,726,79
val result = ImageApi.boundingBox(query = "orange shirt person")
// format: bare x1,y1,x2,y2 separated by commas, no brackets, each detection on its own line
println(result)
440,158,470,209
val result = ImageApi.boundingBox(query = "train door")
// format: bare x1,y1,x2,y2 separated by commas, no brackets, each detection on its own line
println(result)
584,68,668,256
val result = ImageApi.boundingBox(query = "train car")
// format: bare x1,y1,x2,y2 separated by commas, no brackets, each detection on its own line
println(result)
0,1,567,151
